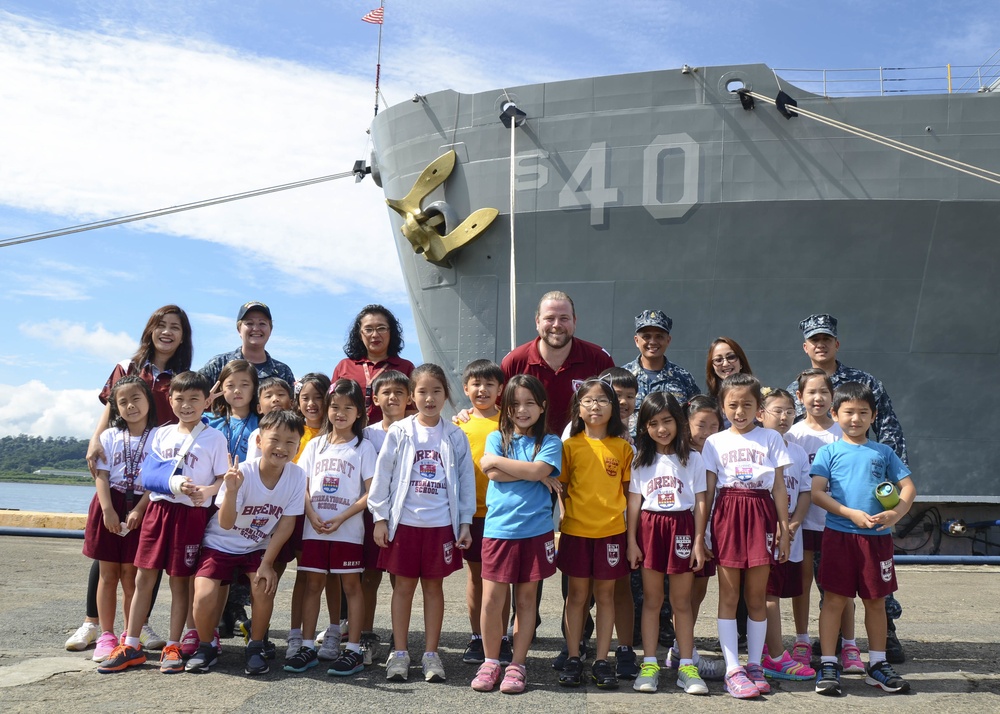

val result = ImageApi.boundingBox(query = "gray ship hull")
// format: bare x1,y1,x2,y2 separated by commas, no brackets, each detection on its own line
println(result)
369,63,1000,497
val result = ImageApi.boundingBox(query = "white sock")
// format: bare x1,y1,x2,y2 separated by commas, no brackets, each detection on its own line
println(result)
869,650,886,665
289,628,302,637
746,618,767,666
842,637,857,648
346,642,361,653
485,657,500,665
718,619,740,672
796,633,810,643
303,640,315,649
821,655,837,664
125,636,140,648
643,656,657,664
424,651,438,658
680,658,694,667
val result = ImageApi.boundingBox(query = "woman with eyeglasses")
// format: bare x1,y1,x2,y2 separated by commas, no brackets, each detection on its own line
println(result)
332,305,415,425
705,338,754,400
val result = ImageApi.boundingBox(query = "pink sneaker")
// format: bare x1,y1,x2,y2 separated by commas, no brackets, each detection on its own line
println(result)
840,643,865,674
762,650,815,680
499,663,527,694
471,661,502,691
744,663,771,694
180,629,200,657
724,667,760,699
790,640,812,666
92,631,119,662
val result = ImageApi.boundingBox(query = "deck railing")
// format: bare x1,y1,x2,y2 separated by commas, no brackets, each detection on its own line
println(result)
774,55,1000,97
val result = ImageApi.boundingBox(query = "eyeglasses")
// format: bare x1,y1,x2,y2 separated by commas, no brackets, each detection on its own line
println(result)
580,397,612,408
766,407,797,417
361,326,389,336
712,353,739,366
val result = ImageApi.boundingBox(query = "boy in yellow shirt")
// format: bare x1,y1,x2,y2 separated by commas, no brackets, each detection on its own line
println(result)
457,359,505,666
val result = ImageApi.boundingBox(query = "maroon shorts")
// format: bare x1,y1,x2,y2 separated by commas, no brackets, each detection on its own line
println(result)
557,532,628,580
377,524,463,579
82,491,141,563
711,489,777,569
481,531,557,584
818,529,897,600
196,547,263,584
134,500,211,577
767,559,804,598
362,510,381,570
463,517,486,564
803,528,823,552
300,539,365,574
639,510,696,575
276,515,304,565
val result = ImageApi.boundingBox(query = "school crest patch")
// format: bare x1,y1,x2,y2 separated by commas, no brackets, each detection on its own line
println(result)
443,541,454,565
251,516,268,530
735,466,754,482
880,559,894,583
674,535,692,559
184,544,200,568
606,543,620,567
603,457,620,478
322,476,339,494
545,539,555,564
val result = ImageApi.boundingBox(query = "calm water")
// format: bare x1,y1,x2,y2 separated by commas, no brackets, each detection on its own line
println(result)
0,481,95,514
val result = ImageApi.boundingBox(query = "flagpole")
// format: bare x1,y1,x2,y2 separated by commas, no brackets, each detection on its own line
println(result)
373,0,384,117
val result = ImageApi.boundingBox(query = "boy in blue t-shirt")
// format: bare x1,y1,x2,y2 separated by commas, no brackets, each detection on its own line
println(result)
810,382,916,697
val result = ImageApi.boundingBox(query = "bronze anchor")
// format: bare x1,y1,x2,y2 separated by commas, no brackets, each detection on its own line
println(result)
386,150,498,267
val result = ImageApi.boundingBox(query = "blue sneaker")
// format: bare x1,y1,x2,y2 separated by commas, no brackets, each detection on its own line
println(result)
815,661,842,696
865,660,910,693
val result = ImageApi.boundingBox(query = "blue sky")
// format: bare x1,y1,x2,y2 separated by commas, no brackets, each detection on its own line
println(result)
1,1,997,437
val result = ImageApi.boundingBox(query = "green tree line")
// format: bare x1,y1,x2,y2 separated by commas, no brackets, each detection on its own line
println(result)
0,435,88,474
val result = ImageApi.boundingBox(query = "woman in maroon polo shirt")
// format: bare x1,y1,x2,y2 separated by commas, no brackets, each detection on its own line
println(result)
66,305,192,654
332,304,415,425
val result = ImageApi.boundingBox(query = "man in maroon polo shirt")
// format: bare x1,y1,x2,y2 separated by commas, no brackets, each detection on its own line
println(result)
501,291,614,433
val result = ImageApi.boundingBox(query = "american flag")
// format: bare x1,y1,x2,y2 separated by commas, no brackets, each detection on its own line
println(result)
361,7,384,24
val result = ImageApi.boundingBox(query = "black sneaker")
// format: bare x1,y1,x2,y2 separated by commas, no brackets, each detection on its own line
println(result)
865,660,910,693
591,659,619,689
184,642,218,673
245,641,269,676
815,661,842,696
615,645,638,680
886,626,906,664
552,641,587,670
462,637,485,664
262,634,277,660
558,656,583,687
328,648,365,676
283,646,318,673
499,637,513,666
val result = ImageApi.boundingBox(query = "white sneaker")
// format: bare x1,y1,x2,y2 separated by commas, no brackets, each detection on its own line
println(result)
286,632,304,659
422,651,446,682
65,621,100,651
140,623,166,650
317,625,341,661
386,651,410,681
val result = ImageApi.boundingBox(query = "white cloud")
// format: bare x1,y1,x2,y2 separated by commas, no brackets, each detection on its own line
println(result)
0,381,103,438
0,13,404,297
19,320,136,364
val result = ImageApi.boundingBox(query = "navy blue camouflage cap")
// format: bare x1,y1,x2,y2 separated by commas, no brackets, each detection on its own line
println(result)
237,301,272,321
635,309,672,334
800,313,837,339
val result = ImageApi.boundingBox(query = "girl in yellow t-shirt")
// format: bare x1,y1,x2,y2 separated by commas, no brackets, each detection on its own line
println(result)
557,378,632,689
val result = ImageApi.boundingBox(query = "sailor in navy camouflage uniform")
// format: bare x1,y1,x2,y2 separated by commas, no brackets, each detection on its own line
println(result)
621,310,701,435
787,313,907,663
621,309,700,646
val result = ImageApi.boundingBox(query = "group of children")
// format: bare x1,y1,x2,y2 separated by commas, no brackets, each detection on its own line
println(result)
80,349,915,698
